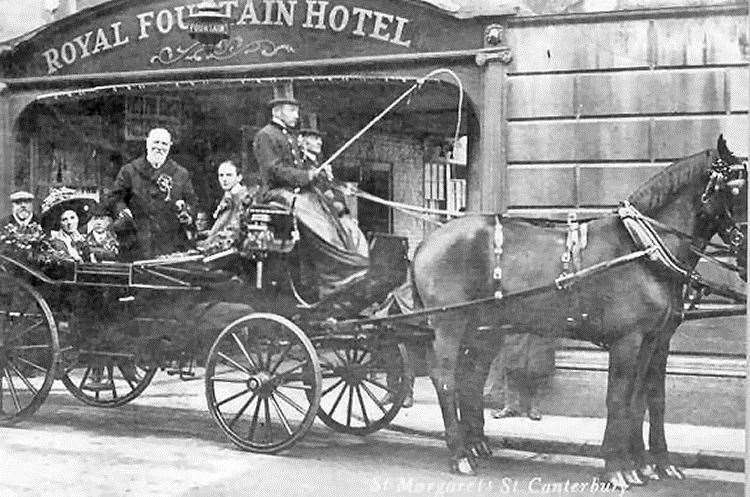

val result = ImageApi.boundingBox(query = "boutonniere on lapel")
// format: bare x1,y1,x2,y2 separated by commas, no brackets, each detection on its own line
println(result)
156,173,173,201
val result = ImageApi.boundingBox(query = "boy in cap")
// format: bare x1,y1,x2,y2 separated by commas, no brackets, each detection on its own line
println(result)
3,191,38,228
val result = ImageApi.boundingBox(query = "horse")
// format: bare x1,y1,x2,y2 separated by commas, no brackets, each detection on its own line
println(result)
410,136,747,488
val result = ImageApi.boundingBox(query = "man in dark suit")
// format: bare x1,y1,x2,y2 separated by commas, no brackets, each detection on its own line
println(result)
2,190,38,228
105,128,198,259
253,82,330,195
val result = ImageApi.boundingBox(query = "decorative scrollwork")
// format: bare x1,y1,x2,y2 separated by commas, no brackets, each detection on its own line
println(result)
150,37,296,66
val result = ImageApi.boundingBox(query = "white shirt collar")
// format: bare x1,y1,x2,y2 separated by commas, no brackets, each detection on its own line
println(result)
272,117,289,130
13,213,31,227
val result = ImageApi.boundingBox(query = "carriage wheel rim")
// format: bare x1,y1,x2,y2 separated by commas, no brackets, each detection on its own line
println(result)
313,341,409,436
61,357,158,408
0,273,59,424
204,312,322,453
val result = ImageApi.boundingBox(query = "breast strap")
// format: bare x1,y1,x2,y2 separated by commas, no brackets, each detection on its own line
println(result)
617,201,690,278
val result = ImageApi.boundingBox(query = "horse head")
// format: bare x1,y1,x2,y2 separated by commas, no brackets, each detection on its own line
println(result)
700,135,747,279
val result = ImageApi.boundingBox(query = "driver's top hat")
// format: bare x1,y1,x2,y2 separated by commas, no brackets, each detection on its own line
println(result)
299,112,324,137
268,81,300,107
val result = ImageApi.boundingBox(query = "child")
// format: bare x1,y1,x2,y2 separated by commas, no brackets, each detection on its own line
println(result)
86,210,119,262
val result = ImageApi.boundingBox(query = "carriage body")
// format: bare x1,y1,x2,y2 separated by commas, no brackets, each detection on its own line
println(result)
0,203,416,453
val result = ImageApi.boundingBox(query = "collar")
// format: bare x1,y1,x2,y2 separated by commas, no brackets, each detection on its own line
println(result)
271,118,291,132
13,213,31,227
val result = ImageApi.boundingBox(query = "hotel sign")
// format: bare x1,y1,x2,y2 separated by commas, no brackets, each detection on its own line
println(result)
8,0,479,78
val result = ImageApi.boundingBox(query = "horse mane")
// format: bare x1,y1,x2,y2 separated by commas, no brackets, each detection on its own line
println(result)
627,149,715,214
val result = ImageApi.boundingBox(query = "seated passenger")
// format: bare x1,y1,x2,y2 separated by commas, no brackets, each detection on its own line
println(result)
193,210,211,241
86,208,119,262
198,160,253,253
2,190,39,229
49,209,87,263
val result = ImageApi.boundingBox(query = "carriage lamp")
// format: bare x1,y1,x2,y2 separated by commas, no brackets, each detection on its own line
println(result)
187,0,230,51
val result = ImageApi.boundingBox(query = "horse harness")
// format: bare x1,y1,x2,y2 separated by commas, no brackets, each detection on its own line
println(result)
488,198,744,322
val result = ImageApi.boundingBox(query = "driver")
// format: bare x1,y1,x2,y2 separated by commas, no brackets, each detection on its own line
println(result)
105,128,197,259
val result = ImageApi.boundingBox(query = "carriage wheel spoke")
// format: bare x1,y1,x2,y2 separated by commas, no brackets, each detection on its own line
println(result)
8,363,38,395
355,385,370,426
277,383,312,391
7,319,44,342
346,385,354,427
360,382,388,414
275,359,308,379
248,395,262,441
263,398,273,442
118,364,138,390
321,378,345,397
332,349,349,366
231,333,259,371
269,394,294,436
217,352,254,376
4,368,21,411
228,391,258,429
216,387,253,408
16,356,48,374
79,367,92,391
269,342,294,375
362,377,397,395
319,355,337,370
327,381,348,418
274,389,307,417
107,367,118,399
210,377,250,384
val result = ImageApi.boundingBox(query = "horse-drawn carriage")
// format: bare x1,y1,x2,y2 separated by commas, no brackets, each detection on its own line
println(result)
0,136,746,491
0,199,420,453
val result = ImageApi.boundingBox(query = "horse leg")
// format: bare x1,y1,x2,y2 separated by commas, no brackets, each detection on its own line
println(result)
427,311,475,475
646,332,685,480
457,326,498,459
626,333,662,485
601,331,644,490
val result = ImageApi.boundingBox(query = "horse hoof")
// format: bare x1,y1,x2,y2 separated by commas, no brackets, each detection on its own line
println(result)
623,469,647,486
604,471,630,491
467,440,492,459
660,464,685,480
640,464,660,481
477,440,493,458
451,457,476,476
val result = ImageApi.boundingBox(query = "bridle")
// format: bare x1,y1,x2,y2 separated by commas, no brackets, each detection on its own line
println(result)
699,154,747,264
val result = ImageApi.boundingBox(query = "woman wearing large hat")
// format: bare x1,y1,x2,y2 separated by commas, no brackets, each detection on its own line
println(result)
41,191,98,263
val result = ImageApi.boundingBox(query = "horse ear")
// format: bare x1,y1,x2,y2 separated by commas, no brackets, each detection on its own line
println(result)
717,134,734,162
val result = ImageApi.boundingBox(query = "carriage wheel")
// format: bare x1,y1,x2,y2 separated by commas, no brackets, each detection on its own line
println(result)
61,353,157,408
0,274,59,424
205,313,322,453
312,340,410,435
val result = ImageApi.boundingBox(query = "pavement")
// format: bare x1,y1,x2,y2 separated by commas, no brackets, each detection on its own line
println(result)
387,377,745,473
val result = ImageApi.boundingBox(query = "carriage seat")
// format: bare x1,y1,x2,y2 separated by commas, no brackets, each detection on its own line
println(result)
306,233,409,319
239,203,298,258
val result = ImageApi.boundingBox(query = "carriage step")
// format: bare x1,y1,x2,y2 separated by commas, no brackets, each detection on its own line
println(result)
166,369,200,381
81,381,115,392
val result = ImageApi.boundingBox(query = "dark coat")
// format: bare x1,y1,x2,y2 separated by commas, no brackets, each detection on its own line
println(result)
253,121,311,192
105,157,197,259
502,333,556,380
1,214,40,228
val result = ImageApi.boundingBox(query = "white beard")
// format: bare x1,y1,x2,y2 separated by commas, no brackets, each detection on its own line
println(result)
147,150,167,168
